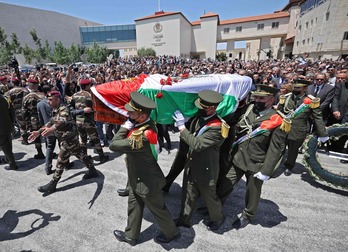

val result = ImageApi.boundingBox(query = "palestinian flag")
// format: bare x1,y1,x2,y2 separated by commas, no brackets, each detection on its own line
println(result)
91,73,252,124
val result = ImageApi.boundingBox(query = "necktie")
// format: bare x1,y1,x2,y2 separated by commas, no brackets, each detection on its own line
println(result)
314,86,320,97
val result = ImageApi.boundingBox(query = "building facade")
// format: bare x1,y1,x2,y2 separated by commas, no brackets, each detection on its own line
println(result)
1,0,347,61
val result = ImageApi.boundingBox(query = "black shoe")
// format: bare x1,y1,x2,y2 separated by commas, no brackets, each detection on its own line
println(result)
99,154,109,164
46,169,55,175
52,152,58,159
0,157,9,164
117,189,129,197
65,162,74,171
284,168,292,176
154,230,181,244
113,230,136,246
34,153,45,159
38,180,57,194
340,159,348,164
203,217,225,231
5,165,18,170
82,168,99,179
232,216,250,229
174,218,191,228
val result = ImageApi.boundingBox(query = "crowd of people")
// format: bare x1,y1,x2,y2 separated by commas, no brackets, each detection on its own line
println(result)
0,54,348,245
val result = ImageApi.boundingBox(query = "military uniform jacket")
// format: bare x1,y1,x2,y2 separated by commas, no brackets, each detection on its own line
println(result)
4,87,29,111
278,94,327,141
232,104,287,176
71,90,94,124
180,114,224,186
109,119,165,196
21,90,45,131
47,104,77,142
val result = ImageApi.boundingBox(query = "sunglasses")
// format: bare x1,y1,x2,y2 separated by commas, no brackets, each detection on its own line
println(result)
316,79,324,81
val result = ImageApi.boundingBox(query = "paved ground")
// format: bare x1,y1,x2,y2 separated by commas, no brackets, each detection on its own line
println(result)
1,132,347,252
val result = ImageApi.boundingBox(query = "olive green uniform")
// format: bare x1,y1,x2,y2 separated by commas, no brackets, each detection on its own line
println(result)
109,119,178,240
218,104,287,220
278,94,327,169
177,114,225,226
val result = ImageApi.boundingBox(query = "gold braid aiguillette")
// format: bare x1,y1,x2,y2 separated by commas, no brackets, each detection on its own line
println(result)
128,125,149,149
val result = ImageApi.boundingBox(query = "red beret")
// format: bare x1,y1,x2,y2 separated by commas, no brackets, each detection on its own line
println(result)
0,76,7,81
12,77,19,82
47,91,60,97
80,79,91,85
28,78,38,84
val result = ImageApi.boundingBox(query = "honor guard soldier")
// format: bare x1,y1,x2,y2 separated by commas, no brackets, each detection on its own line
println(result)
20,79,45,158
172,90,228,231
70,78,109,163
109,92,181,246
28,91,100,194
217,85,287,229
277,80,328,176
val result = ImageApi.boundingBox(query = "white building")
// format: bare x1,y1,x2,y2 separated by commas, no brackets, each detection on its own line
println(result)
1,0,347,61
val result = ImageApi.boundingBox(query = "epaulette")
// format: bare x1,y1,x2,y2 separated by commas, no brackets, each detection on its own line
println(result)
307,94,320,109
217,116,230,138
279,92,292,105
129,124,149,149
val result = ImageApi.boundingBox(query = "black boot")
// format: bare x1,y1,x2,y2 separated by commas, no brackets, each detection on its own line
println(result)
83,167,99,179
34,148,45,159
21,133,29,145
38,180,57,193
99,154,109,164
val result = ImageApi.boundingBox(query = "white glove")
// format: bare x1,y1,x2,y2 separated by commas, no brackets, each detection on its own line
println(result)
121,119,135,130
318,136,329,144
254,172,270,181
172,110,186,130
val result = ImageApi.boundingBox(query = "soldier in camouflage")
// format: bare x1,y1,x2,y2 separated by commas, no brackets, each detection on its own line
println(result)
20,79,45,158
4,78,29,139
70,79,109,163
28,91,100,194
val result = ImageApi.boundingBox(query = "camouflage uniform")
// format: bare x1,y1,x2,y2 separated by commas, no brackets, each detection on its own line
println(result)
71,90,108,162
37,102,99,193
4,87,30,135
20,90,45,157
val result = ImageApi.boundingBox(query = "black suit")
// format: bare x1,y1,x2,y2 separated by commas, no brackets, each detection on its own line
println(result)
307,83,335,122
331,81,348,124
330,81,348,152
0,94,16,168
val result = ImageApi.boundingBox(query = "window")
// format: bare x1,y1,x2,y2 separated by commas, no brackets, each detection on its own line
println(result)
272,22,279,29
236,26,242,32
257,24,264,30
343,31,348,40
299,25,302,30
223,27,230,34
306,22,308,29
302,39,305,44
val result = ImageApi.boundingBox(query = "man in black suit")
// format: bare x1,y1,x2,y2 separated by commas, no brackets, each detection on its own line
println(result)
0,94,18,170
307,73,335,124
330,72,348,163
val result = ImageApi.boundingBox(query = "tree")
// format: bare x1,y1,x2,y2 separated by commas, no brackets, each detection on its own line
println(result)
216,52,227,62
52,41,69,64
85,42,108,63
137,47,156,57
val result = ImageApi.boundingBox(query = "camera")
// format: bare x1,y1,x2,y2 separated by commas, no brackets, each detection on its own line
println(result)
8,57,19,68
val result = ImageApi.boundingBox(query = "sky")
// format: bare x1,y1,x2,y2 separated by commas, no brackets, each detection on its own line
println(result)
1,0,289,25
